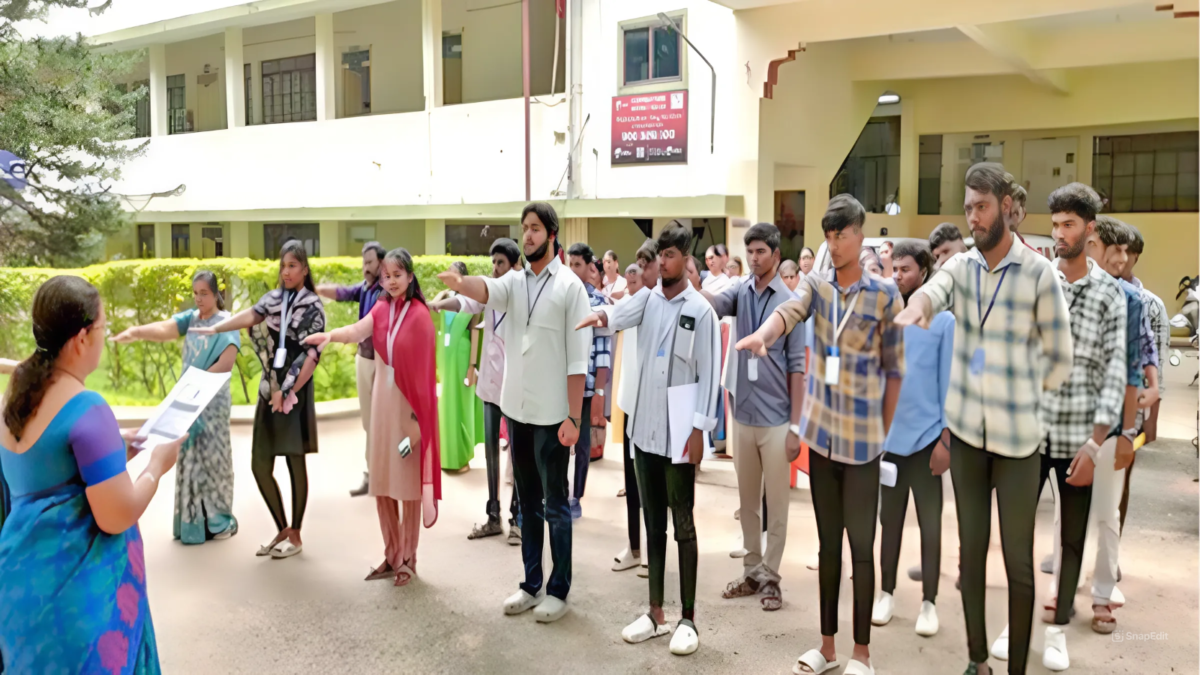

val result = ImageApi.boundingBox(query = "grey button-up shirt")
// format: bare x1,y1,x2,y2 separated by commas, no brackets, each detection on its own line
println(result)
605,284,721,458
709,272,806,427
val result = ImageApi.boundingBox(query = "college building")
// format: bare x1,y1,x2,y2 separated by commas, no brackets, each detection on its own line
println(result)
88,0,1198,310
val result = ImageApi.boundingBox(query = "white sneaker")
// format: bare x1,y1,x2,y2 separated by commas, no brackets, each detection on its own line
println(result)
533,595,569,623
871,592,894,626
503,589,543,615
1043,626,1070,671
990,624,1010,661
915,601,939,637
730,547,749,559
621,614,670,643
669,620,699,656
613,548,641,571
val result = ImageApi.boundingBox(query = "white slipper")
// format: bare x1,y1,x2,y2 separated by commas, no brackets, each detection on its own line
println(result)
669,620,699,655
1043,626,1070,671
730,547,749,559
503,589,543,615
637,563,649,579
915,601,939,637
621,614,670,643
533,595,569,623
871,592,894,626
613,548,641,572
270,540,302,559
845,658,874,675
793,648,839,674
991,624,1010,661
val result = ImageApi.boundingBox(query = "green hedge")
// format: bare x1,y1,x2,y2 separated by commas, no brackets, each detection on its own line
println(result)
0,256,492,406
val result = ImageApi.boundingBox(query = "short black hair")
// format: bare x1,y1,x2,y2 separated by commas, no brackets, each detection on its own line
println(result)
656,222,692,257
490,237,521,265
1011,184,1028,209
964,162,1013,202
706,243,728,257
1094,215,1130,248
567,242,596,264
892,240,934,281
822,194,866,233
1125,224,1145,255
635,239,658,266
929,223,964,249
362,241,386,262
800,246,815,258
1047,182,1102,223
451,261,469,275
591,259,604,278
744,222,781,251
521,202,559,236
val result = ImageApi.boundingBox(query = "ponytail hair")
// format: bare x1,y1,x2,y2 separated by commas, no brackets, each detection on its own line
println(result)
193,269,225,310
4,276,101,441
384,247,426,305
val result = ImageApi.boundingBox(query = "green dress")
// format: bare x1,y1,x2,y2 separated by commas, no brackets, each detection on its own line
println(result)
437,309,478,471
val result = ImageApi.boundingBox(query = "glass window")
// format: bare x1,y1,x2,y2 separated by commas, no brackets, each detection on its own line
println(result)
341,50,371,117
137,224,155,259
622,21,681,86
917,135,943,215
652,27,680,79
830,117,902,214
261,55,317,124
167,74,187,135
171,224,190,258
445,224,506,256
264,223,320,258
1093,131,1198,212
244,64,253,125
623,28,650,84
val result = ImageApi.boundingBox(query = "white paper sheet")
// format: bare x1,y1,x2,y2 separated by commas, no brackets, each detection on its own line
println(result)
132,367,231,466
667,383,698,464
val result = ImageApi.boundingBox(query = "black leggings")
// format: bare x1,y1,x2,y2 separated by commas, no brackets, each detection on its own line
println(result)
572,396,593,500
809,451,879,646
1039,450,1092,626
880,440,943,602
950,434,1039,672
635,446,698,620
483,402,520,523
622,416,641,552
252,453,308,532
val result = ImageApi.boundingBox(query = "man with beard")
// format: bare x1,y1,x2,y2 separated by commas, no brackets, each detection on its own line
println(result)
576,223,720,656
317,241,386,497
895,163,1073,675
702,223,806,614
438,202,592,623
873,240,953,638
990,184,1127,672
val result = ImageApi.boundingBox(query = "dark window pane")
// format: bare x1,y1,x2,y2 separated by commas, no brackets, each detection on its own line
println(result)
652,27,680,79
1132,175,1153,211
1093,154,1112,178
1178,173,1199,210
1155,151,1177,175
624,28,650,84
1112,176,1134,200
1132,134,1156,152
1134,152,1154,176
1179,150,1199,174
1113,153,1134,177
1096,137,1111,154
1112,136,1132,154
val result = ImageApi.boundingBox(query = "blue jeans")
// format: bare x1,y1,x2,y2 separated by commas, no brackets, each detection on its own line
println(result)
507,416,572,600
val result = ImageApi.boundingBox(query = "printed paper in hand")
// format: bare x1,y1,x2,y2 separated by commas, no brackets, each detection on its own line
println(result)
667,383,698,464
137,366,230,448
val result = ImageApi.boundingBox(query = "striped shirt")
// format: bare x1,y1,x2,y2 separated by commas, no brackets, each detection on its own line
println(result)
1040,258,1127,459
914,231,1073,458
585,284,613,397
773,267,905,465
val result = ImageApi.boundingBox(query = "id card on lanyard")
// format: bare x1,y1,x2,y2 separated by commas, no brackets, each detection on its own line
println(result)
826,289,862,386
970,264,1009,378
273,291,293,369
747,286,775,382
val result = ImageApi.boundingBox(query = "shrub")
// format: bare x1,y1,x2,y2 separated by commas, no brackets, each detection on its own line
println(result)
0,256,491,405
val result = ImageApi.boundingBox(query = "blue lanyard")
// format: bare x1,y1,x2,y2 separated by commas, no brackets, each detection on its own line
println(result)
975,264,1010,330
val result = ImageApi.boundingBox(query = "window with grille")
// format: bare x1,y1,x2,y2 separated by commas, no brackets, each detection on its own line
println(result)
262,55,317,124
137,224,155,258
167,74,187,134
264,223,320,258
1092,131,1198,212
171,224,190,258
244,64,253,125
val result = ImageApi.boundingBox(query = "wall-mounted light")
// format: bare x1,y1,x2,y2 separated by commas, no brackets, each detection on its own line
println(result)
877,92,900,105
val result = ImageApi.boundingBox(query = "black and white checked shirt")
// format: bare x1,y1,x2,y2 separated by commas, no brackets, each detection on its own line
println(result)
1040,258,1128,459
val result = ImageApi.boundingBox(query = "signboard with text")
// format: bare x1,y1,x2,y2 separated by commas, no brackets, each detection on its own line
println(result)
611,90,688,165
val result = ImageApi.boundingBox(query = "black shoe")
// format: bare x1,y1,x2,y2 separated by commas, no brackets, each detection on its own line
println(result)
349,472,369,497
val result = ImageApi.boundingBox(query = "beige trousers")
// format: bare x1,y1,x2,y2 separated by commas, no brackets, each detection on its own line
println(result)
732,420,792,583
356,355,376,471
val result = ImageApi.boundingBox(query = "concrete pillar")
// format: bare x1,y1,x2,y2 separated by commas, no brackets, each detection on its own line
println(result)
421,0,443,110
224,27,245,128
424,219,445,255
229,221,250,258
314,13,337,122
153,222,171,258
319,221,341,256
562,218,587,247
897,97,918,230
189,223,204,257
148,44,169,137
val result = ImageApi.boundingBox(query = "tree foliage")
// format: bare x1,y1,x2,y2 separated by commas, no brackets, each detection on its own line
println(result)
0,0,144,267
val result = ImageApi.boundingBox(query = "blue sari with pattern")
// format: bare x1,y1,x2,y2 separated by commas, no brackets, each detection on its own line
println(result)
0,391,160,674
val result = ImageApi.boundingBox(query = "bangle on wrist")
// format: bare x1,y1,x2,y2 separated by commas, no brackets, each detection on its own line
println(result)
1081,438,1101,462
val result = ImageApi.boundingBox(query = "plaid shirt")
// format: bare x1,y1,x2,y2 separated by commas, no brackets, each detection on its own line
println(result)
1132,277,1170,394
585,284,612,397
1040,259,1127,459
774,268,904,464
915,232,1073,458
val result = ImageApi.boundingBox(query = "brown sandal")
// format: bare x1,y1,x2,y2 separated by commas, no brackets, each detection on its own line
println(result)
760,582,783,611
722,577,760,599
365,561,395,581
1091,604,1116,634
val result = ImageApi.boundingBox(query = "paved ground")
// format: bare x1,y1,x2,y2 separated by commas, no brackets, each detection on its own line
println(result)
140,359,1199,674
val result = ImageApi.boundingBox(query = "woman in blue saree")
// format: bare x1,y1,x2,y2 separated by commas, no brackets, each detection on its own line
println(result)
0,276,184,673
112,270,241,544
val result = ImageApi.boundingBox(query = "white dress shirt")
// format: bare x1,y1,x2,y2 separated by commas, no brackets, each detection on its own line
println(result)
482,255,593,426
702,272,735,295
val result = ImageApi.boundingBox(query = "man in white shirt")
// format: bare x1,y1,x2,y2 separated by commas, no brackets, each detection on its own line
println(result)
439,202,593,624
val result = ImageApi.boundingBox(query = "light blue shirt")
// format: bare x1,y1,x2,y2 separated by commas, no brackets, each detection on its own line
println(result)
883,311,954,457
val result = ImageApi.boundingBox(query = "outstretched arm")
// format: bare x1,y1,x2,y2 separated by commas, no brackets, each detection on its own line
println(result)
111,319,180,344
191,308,262,335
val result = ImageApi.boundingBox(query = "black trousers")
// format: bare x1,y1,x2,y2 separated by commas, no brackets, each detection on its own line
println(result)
1039,451,1092,625
571,396,593,500
950,435,1039,673
809,451,880,646
483,402,520,524
634,446,698,619
508,417,572,600
622,416,641,552
879,440,943,602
